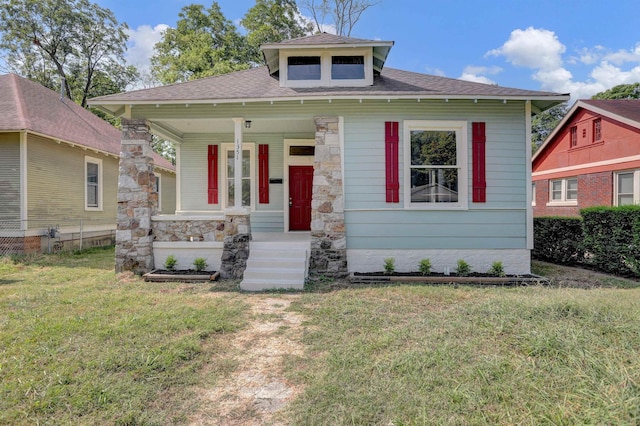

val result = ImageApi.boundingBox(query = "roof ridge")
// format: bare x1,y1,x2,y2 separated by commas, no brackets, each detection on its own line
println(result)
9,74,29,130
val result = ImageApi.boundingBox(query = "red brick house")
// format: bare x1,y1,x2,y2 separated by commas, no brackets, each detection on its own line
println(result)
532,99,640,217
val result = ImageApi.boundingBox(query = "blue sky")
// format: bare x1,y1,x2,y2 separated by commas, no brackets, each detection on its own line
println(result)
97,0,640,101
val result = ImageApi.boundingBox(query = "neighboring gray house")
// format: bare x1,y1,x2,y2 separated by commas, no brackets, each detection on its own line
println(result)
89,33,568,289
0,74,176,254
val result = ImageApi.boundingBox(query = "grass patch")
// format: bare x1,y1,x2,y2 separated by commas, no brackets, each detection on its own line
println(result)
0,248,248,425
285,284,640,425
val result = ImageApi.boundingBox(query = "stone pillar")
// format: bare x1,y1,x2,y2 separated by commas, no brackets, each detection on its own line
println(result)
310,116,348,277
115,118,157,274
220,208,251,279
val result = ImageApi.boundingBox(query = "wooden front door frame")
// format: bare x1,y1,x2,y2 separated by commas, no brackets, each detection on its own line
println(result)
284,139,315,232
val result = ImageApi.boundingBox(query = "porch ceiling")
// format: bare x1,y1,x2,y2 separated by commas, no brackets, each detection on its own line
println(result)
149,117,316,141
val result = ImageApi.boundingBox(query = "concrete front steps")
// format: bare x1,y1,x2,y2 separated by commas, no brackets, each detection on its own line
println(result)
240,240,309,291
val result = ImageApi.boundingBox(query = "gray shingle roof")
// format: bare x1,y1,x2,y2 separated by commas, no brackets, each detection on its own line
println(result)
580,99,640,124
261,32,392,47
0,73,174,171
90,66,566,105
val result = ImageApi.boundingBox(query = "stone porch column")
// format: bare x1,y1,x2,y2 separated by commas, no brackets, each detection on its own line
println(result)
310,116,348,277
220,208,251,279
115,118,158,274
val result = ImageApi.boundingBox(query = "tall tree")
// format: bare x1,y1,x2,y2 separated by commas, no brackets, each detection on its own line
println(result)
151,2,250,84
298,0,380,36
0,0,135,108
531,103,568,153
592,83,640,99
242,0,313,63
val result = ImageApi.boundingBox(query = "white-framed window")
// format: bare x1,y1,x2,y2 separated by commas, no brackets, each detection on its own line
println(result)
154,172,162,212
84,156,102,211
280,48,373,88
615,170,639,206
403,120,468,209
532,182,536,206
547,177,577,205
221,143,255,210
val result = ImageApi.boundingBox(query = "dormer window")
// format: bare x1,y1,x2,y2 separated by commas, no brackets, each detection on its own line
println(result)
331,56,365,80
288,56,321,80
277,48,374,88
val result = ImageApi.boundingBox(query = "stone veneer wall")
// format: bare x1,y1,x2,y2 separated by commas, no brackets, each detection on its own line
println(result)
115,119,158,274
152,219,225,242
220,210,251,279
310,116,348,277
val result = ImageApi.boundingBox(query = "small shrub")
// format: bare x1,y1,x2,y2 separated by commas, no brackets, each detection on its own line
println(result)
164,255,178,271
489,261,505,277
419,258,432,275
193,257,208,272
456,259,471,277
383,258,395,275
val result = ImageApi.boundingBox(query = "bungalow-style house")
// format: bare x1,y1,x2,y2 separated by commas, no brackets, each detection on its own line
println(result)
532,99,640,217
0,74,176,255
89,33,568,290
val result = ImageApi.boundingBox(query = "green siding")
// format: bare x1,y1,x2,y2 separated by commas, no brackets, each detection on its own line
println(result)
26,134,118,228
0,133,21,220
157,171,176,214
140,99,529,248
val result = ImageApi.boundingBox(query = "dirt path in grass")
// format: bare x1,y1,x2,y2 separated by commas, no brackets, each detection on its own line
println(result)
189,295,305,425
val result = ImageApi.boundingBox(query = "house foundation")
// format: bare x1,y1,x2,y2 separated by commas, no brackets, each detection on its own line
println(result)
310,116,348,277
115,119,158,274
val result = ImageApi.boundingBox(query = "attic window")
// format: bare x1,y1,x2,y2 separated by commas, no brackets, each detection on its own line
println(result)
288,56,321,80
331,56,365,80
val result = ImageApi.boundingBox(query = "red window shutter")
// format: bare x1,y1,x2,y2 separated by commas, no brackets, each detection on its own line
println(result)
259,144,269,204
472,122,486,203
385,121,400,203
207,145,218,204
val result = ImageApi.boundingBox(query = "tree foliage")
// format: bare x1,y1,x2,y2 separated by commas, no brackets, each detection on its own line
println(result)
298,0,380,36
151,2,250,84
0,0,136,108
242,0,313,63
531,103,568,153
592,83,640,100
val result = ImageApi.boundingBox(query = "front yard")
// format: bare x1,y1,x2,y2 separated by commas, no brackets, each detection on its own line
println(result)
1,248,639,424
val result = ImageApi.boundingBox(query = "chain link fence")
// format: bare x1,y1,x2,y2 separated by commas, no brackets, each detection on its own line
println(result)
0,218,116,257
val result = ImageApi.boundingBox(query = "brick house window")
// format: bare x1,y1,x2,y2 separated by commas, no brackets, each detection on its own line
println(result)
593,118,602,141
615,170,639,205
548,177,577,205
570,126,577,147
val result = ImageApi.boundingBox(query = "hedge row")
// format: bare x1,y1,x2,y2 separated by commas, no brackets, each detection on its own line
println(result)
533,205,640,277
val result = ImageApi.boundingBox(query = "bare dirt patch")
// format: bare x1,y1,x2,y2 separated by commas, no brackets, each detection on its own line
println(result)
189,294,304,425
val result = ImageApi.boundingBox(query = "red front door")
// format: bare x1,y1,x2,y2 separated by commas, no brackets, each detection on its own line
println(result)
289,166,313,231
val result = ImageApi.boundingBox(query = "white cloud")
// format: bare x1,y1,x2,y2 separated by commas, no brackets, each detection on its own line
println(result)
487,27,565,70
125,24,169,71
458,65,502,85
487,27,640,102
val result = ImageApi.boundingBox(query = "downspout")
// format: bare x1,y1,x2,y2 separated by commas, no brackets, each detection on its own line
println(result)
20,131,27,231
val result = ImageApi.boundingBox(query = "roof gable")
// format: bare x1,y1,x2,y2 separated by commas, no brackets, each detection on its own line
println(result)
0,73,174,171
533,99,640,163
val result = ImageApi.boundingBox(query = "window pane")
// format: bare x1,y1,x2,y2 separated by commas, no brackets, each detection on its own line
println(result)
410,168,458,203
618,194,634,205
226,150,251,207
331,56,365,79
551,180,562,200
411,130,457,166
288,56,321,80
566,178,578,200
618,173,634,194
87,162,98,207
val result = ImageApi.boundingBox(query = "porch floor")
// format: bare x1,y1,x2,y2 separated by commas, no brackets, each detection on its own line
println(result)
251,232,311,243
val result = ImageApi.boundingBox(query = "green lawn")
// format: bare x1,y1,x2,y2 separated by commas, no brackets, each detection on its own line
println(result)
0,248,247,425
2,249,640,425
